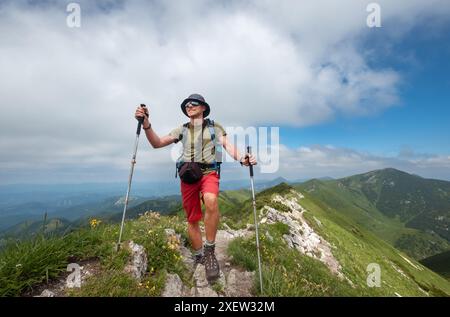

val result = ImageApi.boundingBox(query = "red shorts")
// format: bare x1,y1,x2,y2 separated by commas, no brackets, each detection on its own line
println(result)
180,171,220,223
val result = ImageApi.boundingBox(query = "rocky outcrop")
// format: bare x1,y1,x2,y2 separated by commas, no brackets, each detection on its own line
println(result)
225,269,254,297
35,289,56,297
261,191,344,278
123,241,147,281
191,264,225,297
162,273,185,297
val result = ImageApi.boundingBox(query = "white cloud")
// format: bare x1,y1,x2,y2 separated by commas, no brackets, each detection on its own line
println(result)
271,144,450,181
0,0,449,183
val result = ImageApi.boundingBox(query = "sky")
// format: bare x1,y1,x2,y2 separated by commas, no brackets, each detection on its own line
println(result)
0,0,449,185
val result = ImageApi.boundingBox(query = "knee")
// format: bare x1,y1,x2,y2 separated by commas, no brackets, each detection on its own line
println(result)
188,220,200,228
203,194,218,211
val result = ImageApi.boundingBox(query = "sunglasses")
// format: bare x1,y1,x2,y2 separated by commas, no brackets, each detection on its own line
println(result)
185,101,201,109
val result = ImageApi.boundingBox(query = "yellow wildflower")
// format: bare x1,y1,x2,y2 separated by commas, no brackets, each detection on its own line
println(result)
90,218,101,229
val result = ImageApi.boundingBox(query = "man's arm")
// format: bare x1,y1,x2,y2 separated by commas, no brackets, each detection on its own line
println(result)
219,134,257,165
143,127,177,148
135,105,177,148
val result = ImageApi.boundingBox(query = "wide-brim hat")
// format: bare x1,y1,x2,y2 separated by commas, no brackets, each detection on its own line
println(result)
180,93,210,117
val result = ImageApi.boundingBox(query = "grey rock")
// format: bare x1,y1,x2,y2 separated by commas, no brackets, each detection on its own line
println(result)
265,230,274,242
217,271,226,288
225,269,254,297
124,240,148,281
197,287,218,297
162,274,184,297
164,228,177,236
36,289,55,297
193,264,209,288
180,245,195,273
222,223,232,231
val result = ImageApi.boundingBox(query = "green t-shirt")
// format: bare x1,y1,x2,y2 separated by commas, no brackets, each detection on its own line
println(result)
169,120,227,175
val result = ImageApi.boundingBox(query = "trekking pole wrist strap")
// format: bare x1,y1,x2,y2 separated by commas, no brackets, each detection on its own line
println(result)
143,123,151,130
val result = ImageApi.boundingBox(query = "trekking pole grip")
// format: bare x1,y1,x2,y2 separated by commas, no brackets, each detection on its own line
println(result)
247,146,254,177
136,104,146,135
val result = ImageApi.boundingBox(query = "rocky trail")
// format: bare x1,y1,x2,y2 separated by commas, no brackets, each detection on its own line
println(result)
162,227,255,297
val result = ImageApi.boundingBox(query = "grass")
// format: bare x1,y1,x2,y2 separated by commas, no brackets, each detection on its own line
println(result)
67,271,166,297
228,223,358,296
211,279,225,295
0,225,113,297
0,212,190,297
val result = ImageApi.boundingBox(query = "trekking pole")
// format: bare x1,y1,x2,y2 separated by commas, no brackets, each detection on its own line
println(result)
246,146,263,295
116,104,147,251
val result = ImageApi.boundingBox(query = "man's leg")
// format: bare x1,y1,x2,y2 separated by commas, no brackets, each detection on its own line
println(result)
187,221,203,251
180,180,203,261
203,193,219,243
200,172,220,281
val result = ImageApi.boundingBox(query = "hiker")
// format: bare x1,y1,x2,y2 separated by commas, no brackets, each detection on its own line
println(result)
134,94,257,281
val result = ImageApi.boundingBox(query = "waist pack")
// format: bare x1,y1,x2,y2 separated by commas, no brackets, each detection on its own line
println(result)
177,162,203,184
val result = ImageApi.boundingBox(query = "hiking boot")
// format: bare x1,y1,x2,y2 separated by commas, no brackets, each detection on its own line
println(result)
194,253,205,265
204,244,220,281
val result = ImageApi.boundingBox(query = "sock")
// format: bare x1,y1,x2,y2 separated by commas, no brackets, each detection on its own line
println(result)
205,240,215,247
193,248,203,257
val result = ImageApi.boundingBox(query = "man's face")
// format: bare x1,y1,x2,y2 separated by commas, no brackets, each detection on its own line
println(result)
186,102,205,117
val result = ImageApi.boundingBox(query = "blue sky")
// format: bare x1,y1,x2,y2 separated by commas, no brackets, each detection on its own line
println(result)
280,20,450,157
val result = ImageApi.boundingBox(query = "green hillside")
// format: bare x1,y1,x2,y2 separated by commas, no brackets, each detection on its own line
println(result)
1,218,72,239
293,169,450,260
228,183,450,296
217,189,252,227
339,168,450,241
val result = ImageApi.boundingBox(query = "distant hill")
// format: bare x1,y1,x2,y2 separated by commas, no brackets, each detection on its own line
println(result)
295,168,450,260
0,195,149,234
50,195,149,221
318,176,335,181
339,168,450,238
0,176,285,231
1,217,72,239
0,195,183,239
103,195,183,222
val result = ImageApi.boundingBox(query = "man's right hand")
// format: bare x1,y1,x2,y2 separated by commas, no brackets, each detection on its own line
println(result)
135,105,150,128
